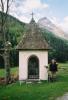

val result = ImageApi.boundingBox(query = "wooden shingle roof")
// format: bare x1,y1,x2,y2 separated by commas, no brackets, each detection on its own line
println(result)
17,18,49,50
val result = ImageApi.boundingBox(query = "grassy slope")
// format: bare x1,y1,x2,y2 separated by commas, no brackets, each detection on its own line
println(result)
0,12,25,46
0,63,68,100
0,12,68,62
0,82,68,100
42,29,68,62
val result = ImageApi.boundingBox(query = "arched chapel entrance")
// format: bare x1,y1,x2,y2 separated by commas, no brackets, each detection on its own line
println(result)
28,55,39,79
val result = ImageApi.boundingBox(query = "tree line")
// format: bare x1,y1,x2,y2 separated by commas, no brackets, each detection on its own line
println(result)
0,13,68,68
42,29,68,62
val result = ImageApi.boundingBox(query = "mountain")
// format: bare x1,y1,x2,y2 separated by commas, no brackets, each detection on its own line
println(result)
0,11,25,47
0,12,68,66
38,17,68,40
0,12,26,67
41,28,68,62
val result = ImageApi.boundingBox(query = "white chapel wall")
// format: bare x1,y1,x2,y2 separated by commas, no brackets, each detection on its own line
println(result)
19,51,48,81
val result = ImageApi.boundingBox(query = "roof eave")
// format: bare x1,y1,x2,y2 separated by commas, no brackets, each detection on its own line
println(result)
16,48,50,51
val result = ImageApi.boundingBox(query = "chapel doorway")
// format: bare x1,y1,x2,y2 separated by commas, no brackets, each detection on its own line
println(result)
28,55,39,79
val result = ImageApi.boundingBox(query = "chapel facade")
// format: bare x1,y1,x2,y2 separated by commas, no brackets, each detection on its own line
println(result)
17,16,49,81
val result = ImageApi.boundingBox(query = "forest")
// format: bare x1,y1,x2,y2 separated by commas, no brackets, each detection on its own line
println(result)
0,12,68,68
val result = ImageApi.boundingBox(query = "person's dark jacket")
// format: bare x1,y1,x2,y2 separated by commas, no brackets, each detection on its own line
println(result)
49,63,58,72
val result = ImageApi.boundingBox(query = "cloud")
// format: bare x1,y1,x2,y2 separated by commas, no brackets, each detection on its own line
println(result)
27,0,48,9
49,16,68,33
0,0,68,33
9,0,49,22
0,0,49,23
19,0,49,12
49,16,60,26
59,16,68,32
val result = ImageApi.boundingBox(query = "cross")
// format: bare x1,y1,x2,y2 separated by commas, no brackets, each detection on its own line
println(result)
31,12,34,18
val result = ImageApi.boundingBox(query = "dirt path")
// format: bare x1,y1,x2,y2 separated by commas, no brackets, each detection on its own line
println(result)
56,93,68,100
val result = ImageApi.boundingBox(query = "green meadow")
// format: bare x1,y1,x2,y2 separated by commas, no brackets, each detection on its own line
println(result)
0,63,68,100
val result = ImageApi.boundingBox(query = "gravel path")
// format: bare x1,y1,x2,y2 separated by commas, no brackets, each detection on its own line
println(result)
56,93,68,100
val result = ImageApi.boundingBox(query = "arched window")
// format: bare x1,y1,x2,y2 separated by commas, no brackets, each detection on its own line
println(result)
28,55,39,79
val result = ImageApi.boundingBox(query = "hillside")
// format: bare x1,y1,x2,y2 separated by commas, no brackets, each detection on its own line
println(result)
0,12,25,67
0,11,25,47
41,29,68,62
0,12,68,67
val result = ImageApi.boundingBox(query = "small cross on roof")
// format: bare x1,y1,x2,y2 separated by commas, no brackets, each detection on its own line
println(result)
31,12,34,18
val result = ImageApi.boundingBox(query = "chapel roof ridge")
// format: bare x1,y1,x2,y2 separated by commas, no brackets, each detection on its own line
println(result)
17,14,50,50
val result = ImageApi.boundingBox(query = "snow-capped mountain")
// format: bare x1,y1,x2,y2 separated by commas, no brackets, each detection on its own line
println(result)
38,17,68,40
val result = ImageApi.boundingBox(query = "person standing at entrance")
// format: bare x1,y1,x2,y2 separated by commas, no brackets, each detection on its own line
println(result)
49,59,58,81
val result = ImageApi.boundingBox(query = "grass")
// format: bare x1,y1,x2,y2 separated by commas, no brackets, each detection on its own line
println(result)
0,67,18,77
0,63,68,100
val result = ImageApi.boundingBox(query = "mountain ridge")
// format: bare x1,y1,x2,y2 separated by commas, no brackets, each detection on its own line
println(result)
38,17,68,40
0,12,68,65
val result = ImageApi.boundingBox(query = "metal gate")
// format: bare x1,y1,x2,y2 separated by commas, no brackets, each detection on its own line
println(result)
28,55,39,79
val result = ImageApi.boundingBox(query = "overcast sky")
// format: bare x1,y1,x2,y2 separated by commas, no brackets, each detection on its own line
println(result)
0,0,68,33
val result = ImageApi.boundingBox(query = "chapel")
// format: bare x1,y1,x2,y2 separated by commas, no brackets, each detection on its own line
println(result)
17,15,49,81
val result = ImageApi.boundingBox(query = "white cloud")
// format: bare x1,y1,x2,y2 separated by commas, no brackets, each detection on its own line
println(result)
21,0,49,12
9,0,49,22
0,0,68,33
64,16,68,22
59,16,68,32
0,0,49,22
10,0,68,33
49,16,68,33
49,16,60,26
